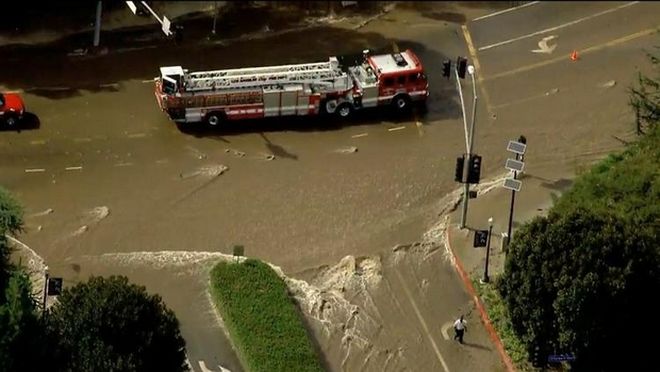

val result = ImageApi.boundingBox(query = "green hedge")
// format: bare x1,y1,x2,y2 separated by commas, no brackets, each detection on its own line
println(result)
472,276,536,372
210,259,324,372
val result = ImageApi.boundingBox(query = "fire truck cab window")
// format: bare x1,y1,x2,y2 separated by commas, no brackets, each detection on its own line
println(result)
397,75,406,85
384,77,394,87
162,76,178,94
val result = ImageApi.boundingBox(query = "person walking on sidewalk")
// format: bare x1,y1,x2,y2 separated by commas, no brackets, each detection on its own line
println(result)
453,315,467,344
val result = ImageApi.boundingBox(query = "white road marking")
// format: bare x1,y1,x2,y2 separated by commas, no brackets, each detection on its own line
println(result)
65,166,83,171
531,35,558,54
472,1,540,22
128,133,147,138
483,27,658,82
30,140,47,145
441,321,454,340
394,269,450,372
197,360,230,372
74,138,93,142
141,79,155,83
114,162,134,167
351,133,368,138
25,168,46,173
478,2,640,51
388,126,406,132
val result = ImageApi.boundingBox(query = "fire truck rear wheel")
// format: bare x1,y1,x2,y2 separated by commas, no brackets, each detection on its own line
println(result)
205,112,223,127
393,94,411,112
336,103,352,119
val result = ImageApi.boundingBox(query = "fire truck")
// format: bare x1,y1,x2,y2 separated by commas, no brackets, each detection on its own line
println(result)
154,49,428,126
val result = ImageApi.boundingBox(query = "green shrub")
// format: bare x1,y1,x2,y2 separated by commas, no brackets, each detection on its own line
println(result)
210,259,323,372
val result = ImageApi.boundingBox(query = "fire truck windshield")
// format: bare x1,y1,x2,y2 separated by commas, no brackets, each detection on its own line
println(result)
162,76,178,95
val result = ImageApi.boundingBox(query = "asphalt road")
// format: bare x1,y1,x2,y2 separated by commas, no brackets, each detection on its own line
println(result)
2,1,658,371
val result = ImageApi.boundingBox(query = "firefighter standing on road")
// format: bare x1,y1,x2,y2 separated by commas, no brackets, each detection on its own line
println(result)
453,315,467,344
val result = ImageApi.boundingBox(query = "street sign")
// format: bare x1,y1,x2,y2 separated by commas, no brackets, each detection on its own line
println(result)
548,354,575,363
469,190,478,199
162,16,172,36
503,178,522,192
505,158,525,172
125,1,137,14
473,230,488,247
47,278,63,296
507,140,527,155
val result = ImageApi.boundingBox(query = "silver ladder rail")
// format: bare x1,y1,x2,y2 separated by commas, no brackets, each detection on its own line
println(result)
183,58,346,91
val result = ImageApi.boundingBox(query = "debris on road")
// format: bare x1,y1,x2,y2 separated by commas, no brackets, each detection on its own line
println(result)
29,208,54,218
180,165,229,179
599,80,616,88
545,88,559,96
334,146,358,154
225,148,246,157
256,153,276,161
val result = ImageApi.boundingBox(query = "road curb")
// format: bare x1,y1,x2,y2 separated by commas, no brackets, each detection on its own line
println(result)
445,221,516,372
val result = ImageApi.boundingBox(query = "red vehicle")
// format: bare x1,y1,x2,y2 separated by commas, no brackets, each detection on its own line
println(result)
0,92,26,128
154,49,428,126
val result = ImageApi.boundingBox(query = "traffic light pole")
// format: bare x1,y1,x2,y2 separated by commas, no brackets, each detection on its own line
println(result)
506,152,522,248
460,67,478,229
481,217,493,283
93,1,102,47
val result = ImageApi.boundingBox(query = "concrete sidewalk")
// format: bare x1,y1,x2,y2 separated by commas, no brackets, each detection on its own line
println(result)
443,170,575,371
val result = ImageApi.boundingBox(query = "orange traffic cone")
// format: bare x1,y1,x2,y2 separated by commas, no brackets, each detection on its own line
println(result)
570,50,579,61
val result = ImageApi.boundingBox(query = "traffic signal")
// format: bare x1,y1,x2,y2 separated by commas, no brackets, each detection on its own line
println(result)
454,155,465,182
466,154,482,184
442,60,451,79
456,57,468,79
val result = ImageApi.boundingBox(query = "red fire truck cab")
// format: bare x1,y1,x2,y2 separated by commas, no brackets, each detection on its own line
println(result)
155,49,428,126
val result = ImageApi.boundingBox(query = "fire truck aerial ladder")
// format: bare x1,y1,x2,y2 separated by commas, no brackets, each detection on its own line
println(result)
155,49,429,126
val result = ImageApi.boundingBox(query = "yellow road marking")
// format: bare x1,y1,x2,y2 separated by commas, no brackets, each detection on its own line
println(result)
461,24,493,116
484,27,659,82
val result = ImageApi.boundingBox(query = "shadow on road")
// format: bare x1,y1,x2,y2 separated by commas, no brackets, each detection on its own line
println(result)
259,133,299,160
1,112,40,132
0,24,462,124
462,341,493,351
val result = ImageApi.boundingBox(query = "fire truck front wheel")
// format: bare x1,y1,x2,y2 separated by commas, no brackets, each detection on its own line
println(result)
392,94,411,113
336,103,353,119
205,112,224,127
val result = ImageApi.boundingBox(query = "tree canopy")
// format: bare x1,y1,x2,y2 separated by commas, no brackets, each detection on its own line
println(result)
498,48,660,371
498,208,660,371
46,275,188,372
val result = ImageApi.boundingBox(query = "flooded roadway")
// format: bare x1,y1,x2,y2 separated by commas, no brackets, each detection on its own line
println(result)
1,7,471,366
4,1,651,370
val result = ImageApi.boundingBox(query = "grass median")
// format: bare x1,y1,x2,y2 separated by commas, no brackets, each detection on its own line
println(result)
210,259,324,372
